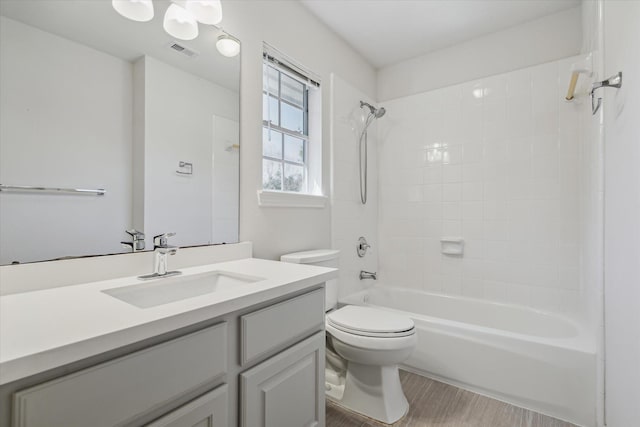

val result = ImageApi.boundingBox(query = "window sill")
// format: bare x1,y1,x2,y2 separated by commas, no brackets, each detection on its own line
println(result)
257,190,327,208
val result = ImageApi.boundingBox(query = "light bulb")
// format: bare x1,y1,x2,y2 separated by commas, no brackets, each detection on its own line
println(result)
216,34,240,57
185,0,222,25
112,0,154,22
163,3,199,40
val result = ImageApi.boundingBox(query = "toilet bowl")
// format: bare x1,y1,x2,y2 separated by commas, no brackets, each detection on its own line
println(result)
280,250,417,424
326,305,416,424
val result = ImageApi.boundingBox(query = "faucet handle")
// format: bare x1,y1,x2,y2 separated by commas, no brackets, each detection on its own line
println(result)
357,237,371,257
122,229,145,252
154,232,176,248
125,229,145,239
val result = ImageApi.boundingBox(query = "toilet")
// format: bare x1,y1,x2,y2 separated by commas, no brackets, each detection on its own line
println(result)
281,249,417,424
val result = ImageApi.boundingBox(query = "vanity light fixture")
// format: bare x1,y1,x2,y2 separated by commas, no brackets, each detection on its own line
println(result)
112,0,154,22
163,2,199,40
185,0,223,25
113,0,239,57
216,34,240,57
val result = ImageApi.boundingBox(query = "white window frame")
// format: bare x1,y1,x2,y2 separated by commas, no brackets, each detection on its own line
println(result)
259,43,326,208
262,63,310,193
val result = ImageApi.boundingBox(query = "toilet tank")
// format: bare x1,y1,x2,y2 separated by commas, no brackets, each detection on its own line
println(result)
280,249,340,311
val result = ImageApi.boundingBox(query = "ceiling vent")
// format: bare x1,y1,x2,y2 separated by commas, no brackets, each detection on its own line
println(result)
167,41,199,59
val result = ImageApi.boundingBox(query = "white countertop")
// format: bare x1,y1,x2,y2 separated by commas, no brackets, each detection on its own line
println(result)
0,258,337,385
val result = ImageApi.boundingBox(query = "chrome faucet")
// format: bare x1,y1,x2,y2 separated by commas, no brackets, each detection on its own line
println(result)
359,270,377,280
121,229,145,252
139,232,181,280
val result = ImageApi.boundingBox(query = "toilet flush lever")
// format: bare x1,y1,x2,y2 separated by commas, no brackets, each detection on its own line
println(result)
357,237,371,258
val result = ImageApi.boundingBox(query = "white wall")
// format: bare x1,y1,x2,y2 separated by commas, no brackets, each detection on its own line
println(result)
377,7,582,102
0,17,132,264
220,0,377,260
603,1,640,426
330,74,379,299
376,56,590,316
133,56,239,249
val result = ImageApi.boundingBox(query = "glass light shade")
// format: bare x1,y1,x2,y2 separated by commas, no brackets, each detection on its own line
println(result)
216,35,240,57
163,3,199,40
185,0,222,25
112,0,154,22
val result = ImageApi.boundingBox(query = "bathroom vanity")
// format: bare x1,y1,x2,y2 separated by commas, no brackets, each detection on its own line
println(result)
0,257,336,427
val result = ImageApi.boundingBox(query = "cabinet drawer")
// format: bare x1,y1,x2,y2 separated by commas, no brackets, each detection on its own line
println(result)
146,384,228,427
241,288,324,366
13,323,227,427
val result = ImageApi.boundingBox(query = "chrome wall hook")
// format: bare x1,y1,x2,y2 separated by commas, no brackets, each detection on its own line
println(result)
591,71,622,115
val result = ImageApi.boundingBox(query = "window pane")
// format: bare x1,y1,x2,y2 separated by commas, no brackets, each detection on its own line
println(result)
281,102,304,134
284,163,305,192
263,159,282,190
263,128,283,159
262,94,279,126
281,73,304,107
284,135,304,163
262,64,279,96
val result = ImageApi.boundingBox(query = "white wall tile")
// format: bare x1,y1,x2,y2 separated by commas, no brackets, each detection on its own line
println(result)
463,182,484,200
443,145,463,165
462,201,483,220
376,55,597,317
423,165,443,184
443,165,462,183
464,239,484,259
462,220,484,240
442,220,462,236
462,277,484,298
463,144,484,163
442,202,461,221
442,183,462,201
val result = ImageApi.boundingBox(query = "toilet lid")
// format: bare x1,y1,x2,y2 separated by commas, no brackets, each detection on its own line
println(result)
326,306,414,337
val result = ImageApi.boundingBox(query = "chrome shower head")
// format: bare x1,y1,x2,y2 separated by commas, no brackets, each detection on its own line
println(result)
360,101,385,119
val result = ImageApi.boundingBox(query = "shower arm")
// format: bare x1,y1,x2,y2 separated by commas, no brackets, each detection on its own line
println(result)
590,71,622,115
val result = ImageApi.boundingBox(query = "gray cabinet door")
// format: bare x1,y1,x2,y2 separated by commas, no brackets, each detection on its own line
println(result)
240,332,325,427
146,385,228,427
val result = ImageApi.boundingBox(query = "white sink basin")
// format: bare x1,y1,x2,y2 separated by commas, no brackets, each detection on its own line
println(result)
102,271,265,308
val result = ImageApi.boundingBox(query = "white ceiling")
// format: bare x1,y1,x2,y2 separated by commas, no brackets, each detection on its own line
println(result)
300,0,581,68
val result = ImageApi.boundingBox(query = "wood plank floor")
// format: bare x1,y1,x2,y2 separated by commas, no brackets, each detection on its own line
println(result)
326,370,577,427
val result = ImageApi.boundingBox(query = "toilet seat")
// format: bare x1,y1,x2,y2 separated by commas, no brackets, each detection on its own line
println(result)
326,306,416,351
327,306,415,338
326,322,417,351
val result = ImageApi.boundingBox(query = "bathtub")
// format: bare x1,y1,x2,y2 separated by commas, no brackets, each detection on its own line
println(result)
341,286,596,427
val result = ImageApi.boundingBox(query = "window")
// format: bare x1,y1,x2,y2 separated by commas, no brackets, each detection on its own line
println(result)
262,45,321,196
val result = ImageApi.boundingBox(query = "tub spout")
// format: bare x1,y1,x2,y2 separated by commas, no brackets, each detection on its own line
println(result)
360,270,377,280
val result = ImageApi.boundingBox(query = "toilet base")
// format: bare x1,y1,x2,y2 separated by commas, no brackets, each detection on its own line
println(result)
333,362,409,424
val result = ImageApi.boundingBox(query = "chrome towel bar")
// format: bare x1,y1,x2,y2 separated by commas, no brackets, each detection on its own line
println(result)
0,184,106,195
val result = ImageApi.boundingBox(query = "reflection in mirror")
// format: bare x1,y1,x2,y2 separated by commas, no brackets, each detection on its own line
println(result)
0,1,240,265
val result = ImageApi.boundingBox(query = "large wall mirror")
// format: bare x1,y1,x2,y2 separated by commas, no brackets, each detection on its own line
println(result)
0,1,240,265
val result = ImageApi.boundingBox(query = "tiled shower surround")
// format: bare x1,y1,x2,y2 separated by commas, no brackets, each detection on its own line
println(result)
377,56,595,315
